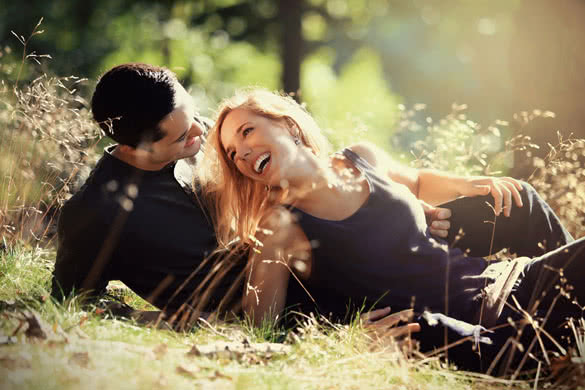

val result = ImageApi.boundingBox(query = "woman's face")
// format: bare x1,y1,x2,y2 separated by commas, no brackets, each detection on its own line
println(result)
219,108,300,186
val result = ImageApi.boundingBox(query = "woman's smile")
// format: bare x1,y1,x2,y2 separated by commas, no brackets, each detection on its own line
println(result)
253,152,271,174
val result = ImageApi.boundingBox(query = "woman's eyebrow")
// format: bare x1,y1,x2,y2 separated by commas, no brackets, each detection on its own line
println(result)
235,122,250,135
223,122,249,149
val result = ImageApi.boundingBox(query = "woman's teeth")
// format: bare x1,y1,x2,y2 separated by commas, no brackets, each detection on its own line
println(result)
254,152,271,174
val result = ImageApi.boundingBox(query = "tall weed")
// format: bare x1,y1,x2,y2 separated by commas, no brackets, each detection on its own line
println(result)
0,23,100,244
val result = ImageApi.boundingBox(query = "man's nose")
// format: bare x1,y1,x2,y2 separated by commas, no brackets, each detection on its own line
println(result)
189,120,204,137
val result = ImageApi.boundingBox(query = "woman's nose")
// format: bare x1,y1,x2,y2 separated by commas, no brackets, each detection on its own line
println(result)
236,148,252,161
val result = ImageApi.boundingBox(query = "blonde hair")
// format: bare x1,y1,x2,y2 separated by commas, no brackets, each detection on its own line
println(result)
199,88,332,246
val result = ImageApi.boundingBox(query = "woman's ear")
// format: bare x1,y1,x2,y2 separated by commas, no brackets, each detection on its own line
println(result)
284,117,296,131
284,117,300,136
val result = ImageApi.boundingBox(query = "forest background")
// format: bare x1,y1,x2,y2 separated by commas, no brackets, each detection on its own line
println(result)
3,0,585,157
1,1,585,389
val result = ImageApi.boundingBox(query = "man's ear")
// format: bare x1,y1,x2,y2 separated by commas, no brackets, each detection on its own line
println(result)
135,139,155,153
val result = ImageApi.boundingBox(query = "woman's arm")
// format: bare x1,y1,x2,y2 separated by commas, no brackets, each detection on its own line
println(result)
349,142,523,216
242,208,312,326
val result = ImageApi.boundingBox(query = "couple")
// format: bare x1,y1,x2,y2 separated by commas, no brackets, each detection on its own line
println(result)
52,63,584,373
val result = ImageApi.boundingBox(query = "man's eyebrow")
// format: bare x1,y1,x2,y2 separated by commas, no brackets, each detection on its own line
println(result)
172,129,188,143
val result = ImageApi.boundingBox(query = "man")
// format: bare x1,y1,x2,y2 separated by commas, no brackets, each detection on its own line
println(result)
51,63,242,323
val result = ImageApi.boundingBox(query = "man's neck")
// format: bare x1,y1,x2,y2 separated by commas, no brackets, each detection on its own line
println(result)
111,145,171,171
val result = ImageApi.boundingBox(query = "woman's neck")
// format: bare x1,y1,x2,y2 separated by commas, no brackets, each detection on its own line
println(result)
284,153,356,209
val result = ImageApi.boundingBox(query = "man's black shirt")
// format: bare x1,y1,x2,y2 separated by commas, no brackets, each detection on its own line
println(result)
51,147,244,313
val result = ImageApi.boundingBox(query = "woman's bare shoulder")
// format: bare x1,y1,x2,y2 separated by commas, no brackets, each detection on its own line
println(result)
347,141,381,168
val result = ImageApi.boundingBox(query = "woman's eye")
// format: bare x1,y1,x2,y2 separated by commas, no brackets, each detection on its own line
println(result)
243,127,253,137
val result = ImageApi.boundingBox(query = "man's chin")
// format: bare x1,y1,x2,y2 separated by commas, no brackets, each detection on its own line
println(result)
181,138,202,158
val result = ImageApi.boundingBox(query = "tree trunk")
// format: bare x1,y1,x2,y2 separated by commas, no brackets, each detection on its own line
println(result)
279,0,303,98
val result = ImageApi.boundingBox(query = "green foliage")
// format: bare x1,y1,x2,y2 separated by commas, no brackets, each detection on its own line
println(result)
405,104,509,175
302,47,400,150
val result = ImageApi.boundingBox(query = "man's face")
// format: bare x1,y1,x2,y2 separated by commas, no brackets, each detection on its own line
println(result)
146,83,206,167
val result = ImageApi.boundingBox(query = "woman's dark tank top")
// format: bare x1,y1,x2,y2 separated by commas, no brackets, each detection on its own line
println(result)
289,148,489,318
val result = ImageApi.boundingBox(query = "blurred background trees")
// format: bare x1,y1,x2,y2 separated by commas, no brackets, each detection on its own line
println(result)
2,0,585,170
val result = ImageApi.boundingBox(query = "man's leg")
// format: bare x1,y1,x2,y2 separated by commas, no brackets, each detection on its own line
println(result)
441,182,574,258
514,236,585,315
489,237,585,373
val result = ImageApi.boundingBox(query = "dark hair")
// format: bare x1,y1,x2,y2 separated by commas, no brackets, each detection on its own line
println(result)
91,63,178,147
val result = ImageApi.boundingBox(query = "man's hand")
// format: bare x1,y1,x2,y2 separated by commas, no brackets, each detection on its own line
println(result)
458,176,523,217
420,200,451,238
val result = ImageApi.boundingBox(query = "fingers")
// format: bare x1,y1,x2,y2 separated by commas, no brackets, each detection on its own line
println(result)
361,306,391,324
493,178,524,217
426,206,451,238
489,181,504,216
364,309,414,330
501,177,524,208
435,207,451,220
430,220,450,238
385,322,421,338
470,177,523,217
498,182,512,217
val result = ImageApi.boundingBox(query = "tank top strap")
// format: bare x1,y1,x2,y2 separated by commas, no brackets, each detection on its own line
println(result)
340,147,378,176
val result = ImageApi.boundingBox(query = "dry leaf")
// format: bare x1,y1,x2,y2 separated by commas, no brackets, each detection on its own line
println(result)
68,352,90,368
211,370,232,381
186,345,201,357
23,311,47,339
78,315,89,327
153,343,167,360
47,340,68,348
176,365,200,378
0,356,32,369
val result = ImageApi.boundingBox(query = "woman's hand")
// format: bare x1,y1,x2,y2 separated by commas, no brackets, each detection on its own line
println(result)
458,176,524,217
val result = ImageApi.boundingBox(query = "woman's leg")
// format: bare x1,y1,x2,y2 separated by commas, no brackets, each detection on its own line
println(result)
441,182,574,258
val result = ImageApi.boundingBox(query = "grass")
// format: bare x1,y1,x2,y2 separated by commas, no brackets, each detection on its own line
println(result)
1,245,514,390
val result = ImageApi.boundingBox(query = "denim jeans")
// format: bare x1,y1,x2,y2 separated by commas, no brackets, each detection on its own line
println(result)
442,181,574,257
440,182,584,373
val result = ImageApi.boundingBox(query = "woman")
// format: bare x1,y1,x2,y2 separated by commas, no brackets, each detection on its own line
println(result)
202,89,582,346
